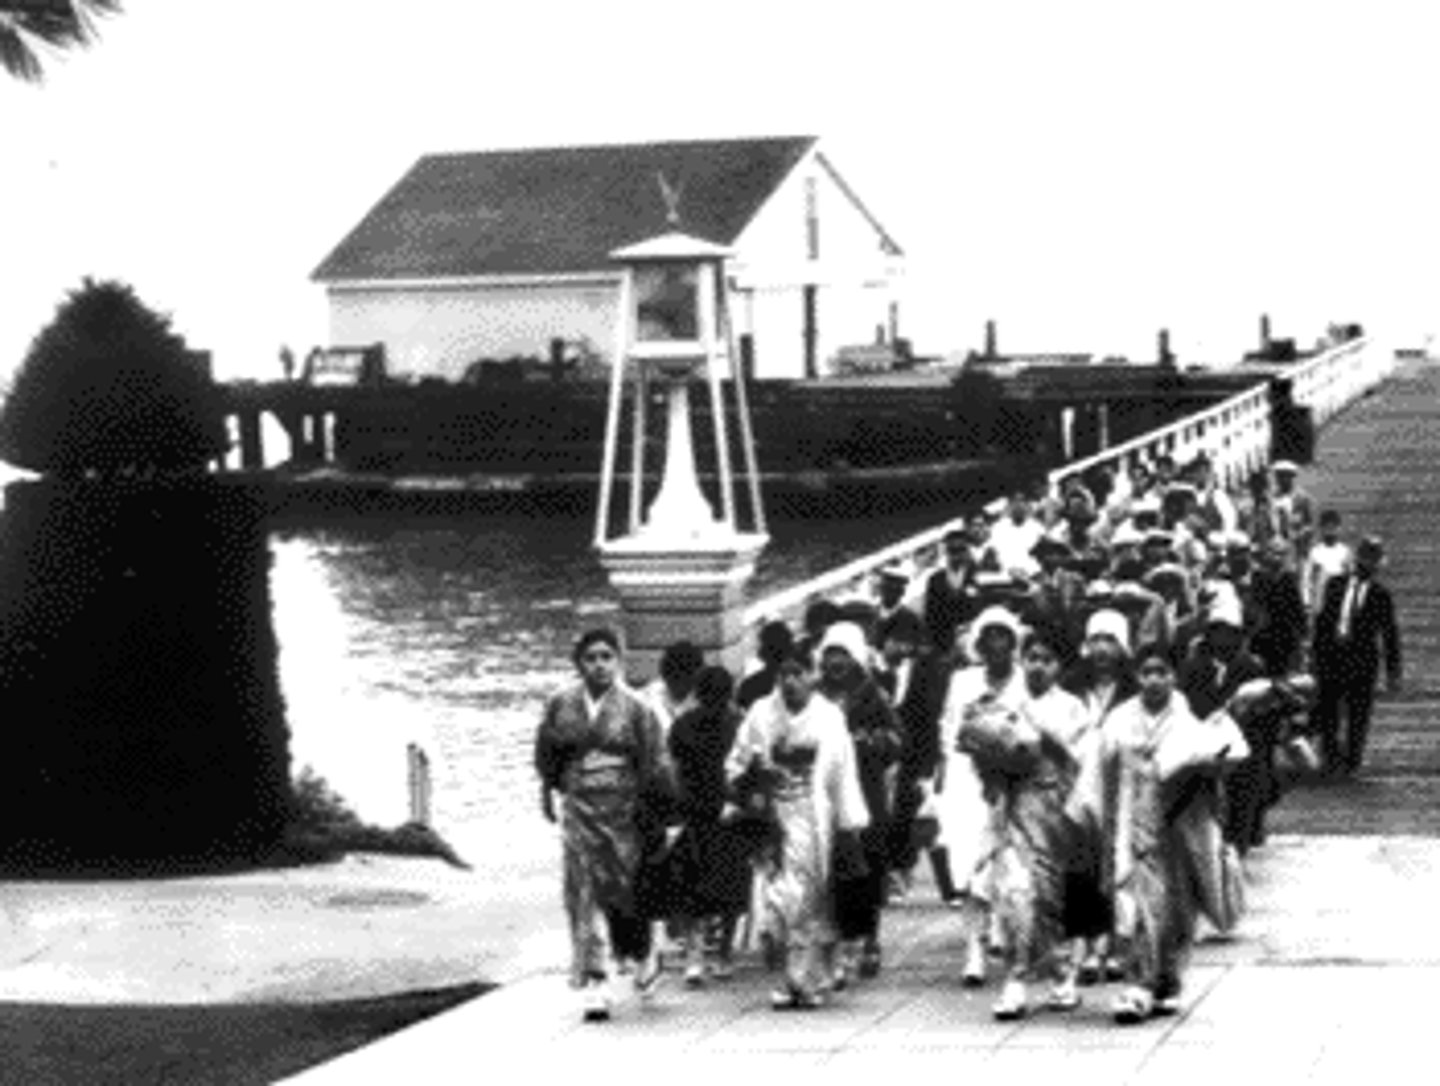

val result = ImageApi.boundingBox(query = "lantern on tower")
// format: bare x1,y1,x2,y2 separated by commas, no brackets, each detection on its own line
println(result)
593,202,768,679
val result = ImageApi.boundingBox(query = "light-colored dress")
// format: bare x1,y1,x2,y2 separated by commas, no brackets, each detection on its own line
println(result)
726,690,870,990
534,682,669,988
935,665,1028,896
988,685,1089,979
1067,694,1248,990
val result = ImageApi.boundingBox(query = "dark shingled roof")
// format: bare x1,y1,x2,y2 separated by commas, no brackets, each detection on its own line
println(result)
313,135,848,282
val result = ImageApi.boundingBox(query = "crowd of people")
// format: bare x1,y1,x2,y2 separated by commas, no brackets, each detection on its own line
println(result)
534,453,1403,1027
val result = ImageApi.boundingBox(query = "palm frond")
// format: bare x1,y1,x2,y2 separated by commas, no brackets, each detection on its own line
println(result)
0,1,122,83
0,24,44,82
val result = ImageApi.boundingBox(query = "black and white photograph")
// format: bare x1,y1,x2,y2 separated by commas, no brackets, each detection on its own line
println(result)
0,1,1436,1082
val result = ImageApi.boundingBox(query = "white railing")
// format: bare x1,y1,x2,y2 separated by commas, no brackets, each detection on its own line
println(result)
742,335,1398,635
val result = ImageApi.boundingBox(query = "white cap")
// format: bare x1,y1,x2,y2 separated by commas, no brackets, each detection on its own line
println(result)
879,558,916,583
1206,582,1245,628
817,621,871,666
1272,459,1299,474
964,605,1026,661
1084,608,1132,656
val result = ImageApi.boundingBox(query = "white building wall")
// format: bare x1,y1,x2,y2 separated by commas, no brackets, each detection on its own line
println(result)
327,280,622,381
322,144,902,383
730,146,903,378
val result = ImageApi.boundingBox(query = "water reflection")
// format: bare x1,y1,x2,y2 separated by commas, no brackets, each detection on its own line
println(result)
269,508,950,857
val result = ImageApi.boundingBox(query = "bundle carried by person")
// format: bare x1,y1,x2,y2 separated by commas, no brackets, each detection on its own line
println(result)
1154,702,1251,785
1240,672,1321,777
956,689,1043,780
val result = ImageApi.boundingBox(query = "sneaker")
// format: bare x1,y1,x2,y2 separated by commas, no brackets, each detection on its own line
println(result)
992,979,1029,1021
1077,954,1102,986
1112,985,1155,1025
1152,976,1182,1016
944,894,966,910
1104,957,1127,982
683,962,706,989
582,980,612,1023
1046,977,1081,1012
771,985,824,1011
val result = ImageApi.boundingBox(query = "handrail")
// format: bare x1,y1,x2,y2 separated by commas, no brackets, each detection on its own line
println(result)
742,335,1397,635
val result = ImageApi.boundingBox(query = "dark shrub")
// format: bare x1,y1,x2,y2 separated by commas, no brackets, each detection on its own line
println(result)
0,280,287,874
0,278,226,475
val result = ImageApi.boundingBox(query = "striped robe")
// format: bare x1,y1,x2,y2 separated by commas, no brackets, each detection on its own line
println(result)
989,685,1089,981
534,681,669,987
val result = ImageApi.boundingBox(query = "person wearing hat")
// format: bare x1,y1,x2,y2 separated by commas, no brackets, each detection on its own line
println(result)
1140,528,1178,573
1138,562,1196,652
725,640,871,1010
1022,536,1086,655
936,604,1029,987
1270,459,1316,563
1177,586,1272,853
816,621,903,984
1310,536,1402,776
923,528,983,659
1179,584,1268,721
1060,607,1138,987
874,559,922,649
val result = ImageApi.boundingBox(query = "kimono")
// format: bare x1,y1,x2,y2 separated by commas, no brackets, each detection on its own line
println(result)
825,676,903,942
726,690,870,994
935,665,1028,897
988,685,1089,980
668,701,752,919
534,682,670,988
1060,665,1139,939
1067,695,1248,993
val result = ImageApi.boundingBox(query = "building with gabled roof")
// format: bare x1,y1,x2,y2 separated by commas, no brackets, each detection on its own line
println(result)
311,135,905,380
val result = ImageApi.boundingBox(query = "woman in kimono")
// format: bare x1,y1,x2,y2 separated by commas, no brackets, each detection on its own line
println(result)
667,665,750,987
1067,639,1248,1024
725,642,870,1010
534,628,672,1022
986,623,1091,1020
934,604,1029,987
1061,608,1139,986
815,621,903,984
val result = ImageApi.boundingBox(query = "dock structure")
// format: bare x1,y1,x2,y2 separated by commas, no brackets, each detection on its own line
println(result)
741,335,1392,636
277,335,1440,1082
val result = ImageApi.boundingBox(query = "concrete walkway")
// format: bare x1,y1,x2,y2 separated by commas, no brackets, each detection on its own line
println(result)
0,825,1417,1081
270,832,1440,1083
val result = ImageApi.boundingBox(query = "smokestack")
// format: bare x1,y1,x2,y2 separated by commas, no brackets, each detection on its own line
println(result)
984,320,997,359
1260,313,1272,351
1158,328,1175,368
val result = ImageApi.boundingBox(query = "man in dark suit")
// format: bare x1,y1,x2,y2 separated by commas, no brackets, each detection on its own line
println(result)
922,528,981,657
1310,536,1403,776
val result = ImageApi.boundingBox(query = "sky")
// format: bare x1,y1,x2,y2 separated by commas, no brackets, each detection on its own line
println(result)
2,0,1437,383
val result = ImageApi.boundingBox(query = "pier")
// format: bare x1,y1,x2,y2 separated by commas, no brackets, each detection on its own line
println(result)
268,331,1440,1083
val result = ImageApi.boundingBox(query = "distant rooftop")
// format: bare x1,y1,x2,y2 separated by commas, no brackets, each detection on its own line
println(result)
313,136,895,283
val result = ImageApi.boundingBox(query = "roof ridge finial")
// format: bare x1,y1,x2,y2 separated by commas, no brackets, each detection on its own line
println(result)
656,171,683,229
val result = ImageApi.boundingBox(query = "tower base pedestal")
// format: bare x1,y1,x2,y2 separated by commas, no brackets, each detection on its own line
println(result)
597,529,768,682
